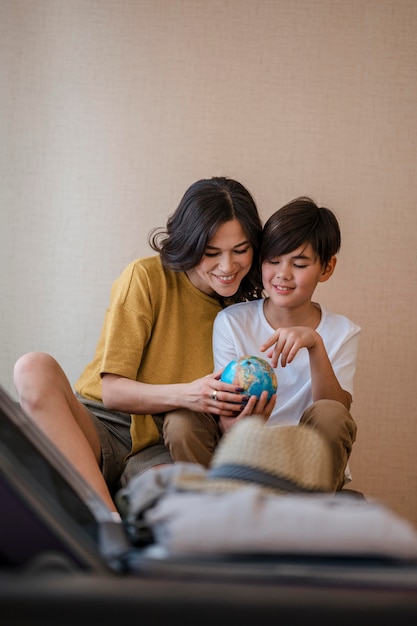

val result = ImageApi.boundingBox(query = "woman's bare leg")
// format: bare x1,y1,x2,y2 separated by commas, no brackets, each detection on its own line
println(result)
13,352,117,512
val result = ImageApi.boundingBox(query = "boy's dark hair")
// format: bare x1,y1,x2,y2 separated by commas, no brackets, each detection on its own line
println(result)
149,176,263,302
260,196,341,266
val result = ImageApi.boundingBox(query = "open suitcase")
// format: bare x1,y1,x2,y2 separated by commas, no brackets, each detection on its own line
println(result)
1,382,417,626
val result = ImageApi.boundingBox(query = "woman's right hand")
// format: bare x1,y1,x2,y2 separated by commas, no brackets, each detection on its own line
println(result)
184,370,250,416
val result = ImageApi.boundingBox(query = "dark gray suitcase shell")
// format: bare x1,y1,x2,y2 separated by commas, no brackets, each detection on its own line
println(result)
0,383,129,574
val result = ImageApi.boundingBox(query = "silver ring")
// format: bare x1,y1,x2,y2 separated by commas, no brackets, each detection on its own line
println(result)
211,390,218,401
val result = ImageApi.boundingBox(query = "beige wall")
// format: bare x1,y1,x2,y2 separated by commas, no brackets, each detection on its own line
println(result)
1,0,417,526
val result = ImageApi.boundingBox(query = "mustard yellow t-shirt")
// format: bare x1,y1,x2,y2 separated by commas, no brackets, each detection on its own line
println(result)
75,255,222,454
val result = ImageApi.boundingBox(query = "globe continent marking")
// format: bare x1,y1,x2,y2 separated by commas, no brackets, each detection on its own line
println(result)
220,355,277,400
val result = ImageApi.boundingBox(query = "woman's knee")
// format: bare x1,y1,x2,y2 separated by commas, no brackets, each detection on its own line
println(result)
13,352,64,404
15,351,56,377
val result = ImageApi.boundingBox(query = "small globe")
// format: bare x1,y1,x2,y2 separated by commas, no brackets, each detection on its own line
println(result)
220,355,278,401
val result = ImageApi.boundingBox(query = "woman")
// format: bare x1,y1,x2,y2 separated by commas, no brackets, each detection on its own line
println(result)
13,176,263,513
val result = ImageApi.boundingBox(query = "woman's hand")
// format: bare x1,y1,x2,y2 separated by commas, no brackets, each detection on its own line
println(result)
183,369,250,415
260,326,319,367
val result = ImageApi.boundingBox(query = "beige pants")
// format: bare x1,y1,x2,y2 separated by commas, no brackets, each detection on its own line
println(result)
163,399,357,492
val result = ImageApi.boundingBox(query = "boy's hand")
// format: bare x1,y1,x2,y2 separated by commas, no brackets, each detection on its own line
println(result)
260,326,320,368
218,390,277,434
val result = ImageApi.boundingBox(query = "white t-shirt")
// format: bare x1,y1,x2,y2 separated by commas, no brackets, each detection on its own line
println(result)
213,298,361,426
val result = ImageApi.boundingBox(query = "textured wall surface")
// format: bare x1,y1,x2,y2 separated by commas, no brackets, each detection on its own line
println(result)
1,0,417,526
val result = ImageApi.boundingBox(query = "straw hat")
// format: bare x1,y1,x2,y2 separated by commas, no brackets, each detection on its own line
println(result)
174,417,333,495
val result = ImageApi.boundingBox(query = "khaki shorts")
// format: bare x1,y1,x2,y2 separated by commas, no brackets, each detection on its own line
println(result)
77,395,173,493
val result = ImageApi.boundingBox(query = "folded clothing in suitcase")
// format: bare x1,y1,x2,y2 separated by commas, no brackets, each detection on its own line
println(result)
116,418,417,563
2,381,417,594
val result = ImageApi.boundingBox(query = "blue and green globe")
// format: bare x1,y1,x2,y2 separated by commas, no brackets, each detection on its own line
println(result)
220,355,278,400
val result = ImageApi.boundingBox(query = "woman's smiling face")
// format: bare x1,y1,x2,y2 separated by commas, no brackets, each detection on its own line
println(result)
186,219,253,298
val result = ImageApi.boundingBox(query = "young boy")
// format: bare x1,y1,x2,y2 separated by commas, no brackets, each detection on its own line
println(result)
212,196,361,491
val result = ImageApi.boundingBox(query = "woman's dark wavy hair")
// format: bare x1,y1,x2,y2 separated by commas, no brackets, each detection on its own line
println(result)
261,196,341,266
148,177,263,303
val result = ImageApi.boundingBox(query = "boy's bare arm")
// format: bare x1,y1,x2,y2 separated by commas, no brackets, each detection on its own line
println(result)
307,335,351,408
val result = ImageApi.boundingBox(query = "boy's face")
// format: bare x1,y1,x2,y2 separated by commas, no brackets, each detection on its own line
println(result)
262,243,336,306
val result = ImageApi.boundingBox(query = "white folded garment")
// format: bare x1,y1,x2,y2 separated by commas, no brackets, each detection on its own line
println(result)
144,487,417,560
